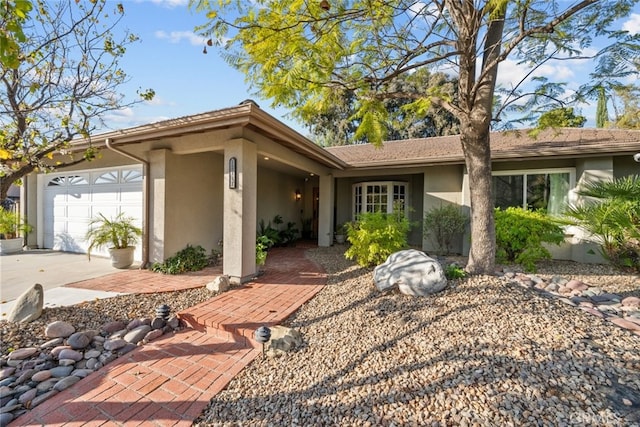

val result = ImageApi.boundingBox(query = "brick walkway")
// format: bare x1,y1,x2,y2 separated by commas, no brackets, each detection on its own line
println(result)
11,246,326,426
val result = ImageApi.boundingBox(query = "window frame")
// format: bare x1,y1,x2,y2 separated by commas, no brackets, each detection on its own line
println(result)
352,181,409,219
492,167,576,213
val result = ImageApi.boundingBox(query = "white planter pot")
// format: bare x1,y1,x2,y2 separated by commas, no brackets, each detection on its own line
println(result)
0,238,24,254
108,246,135,269
335,234,345,244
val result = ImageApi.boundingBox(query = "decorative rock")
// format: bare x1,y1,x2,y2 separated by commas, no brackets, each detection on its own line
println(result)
50,346,71,358
40,338,64,349
622,296,640,308
143,329,163,343
591,293,621,303
103,339,127,352
126,318,150,330
58,359,76,367
0,368,15,381
71,369,94,378
609,317,640,331
53,376,81,392
373,249,447,296
124,325,152,345
84,349,101,359
44,321,75,338
57,349,83,362
565,279,589,291
49,366,73,378
15,369,36,385
67,332,92,350
266,325,303,357
30,390,58,408
31,371,52,382
17,388,36,405
101,321,126,334
206,276,230,293
118,344,137,355
151,317,166,330
85,358,100,370
0,413,14,426
6,284,44,323
167,315,180,329
8,348,37,361
35,378,58,392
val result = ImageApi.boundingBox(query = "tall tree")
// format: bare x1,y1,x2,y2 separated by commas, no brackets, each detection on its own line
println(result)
0,0,154,200
305,69,460,146
531,107,586,136
596,87,609,127
611,84,640,129
193,0,640,274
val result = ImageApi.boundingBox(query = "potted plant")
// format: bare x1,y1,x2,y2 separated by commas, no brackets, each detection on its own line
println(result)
335,223,347,244
0,207,32,254
256,234,272,272
85,212,142,269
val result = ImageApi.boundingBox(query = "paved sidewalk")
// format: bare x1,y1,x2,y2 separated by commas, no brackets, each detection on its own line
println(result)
11,246,326,426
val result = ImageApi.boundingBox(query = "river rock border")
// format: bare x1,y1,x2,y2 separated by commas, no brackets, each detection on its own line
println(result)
0,314,182,426
500,270,640,337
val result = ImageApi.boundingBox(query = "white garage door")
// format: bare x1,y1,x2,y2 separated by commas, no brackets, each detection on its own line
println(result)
41,166,143,258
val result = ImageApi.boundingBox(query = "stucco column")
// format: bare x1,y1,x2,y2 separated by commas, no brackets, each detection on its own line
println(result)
224,138,257,283
317,174,335,247
148,149,170,263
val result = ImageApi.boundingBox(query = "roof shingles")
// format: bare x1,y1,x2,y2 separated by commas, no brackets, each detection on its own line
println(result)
326,128,640,168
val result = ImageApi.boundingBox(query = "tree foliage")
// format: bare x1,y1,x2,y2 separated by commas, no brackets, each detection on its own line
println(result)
0,0,33,68
304,69,460,146
564,175,640,271
0,0,154,200
530,107,587,136
610,84,640,129
192,0,640,274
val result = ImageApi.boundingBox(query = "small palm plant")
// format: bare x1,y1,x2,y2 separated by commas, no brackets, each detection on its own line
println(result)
85,212,142,260
564,175,640,271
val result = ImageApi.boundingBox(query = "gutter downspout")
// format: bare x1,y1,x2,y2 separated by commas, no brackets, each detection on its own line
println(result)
105,138,150,269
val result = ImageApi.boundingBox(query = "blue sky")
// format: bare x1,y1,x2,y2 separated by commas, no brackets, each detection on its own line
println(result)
108,0,640,136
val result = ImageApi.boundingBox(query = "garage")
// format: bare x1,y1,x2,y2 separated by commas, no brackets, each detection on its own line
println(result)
39,166,143,258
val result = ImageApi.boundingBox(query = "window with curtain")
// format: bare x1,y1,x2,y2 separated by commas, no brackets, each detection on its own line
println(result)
492,170,572,215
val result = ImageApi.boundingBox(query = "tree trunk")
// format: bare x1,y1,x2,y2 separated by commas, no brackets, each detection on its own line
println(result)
461,125,496,275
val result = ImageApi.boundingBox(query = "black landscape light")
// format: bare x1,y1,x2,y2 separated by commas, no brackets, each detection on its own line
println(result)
254,325,271,356
156,304,170,320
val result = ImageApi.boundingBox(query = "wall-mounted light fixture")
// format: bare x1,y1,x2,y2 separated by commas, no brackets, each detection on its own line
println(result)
229,157,237,189
295,189,302,201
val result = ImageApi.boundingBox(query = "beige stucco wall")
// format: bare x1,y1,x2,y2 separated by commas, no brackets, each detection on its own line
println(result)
423,165,465,254
164,151,223,260
256,167,306,237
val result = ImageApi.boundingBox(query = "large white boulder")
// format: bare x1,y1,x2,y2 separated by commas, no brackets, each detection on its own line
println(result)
373,249,448,296
7,283,44,322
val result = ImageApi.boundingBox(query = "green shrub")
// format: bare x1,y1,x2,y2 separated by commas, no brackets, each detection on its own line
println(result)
256,235,272,266
563,175,640,272
444,263,467,280
151,244,209,274
494,207,565,272
344,210,411,267
423,204,468,254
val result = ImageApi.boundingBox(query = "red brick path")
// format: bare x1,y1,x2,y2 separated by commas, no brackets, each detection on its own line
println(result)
11,246,326,426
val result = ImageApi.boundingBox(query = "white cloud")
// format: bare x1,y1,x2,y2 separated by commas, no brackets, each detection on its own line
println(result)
154,30,206,46
623,13,640,35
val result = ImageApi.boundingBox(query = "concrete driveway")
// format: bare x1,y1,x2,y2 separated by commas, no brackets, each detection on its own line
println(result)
1,250,138,315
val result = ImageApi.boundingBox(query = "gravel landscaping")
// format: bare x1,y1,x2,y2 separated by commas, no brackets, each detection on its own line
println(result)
194,246,639,426
2,246,639,426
